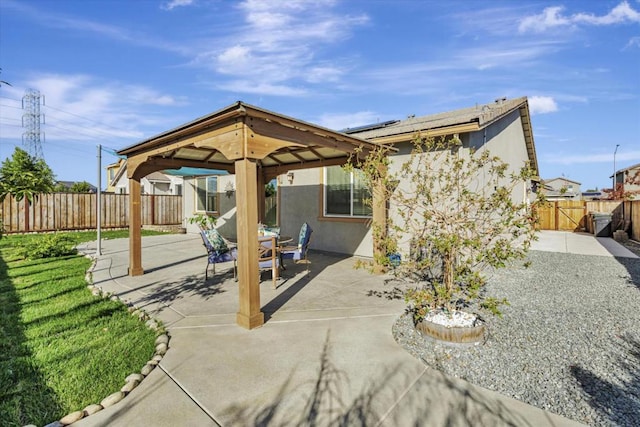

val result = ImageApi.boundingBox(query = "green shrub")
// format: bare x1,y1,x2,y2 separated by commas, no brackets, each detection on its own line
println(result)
17,233,77,259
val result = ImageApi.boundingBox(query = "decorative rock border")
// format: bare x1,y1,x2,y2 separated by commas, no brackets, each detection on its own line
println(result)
34,257,171,427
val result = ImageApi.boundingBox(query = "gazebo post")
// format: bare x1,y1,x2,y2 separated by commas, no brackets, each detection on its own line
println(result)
128,177,144,276
257,168,266,223
235,158,264,329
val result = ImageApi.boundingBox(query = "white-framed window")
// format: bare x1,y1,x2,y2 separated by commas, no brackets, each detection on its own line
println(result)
195,176,218,212
323,166,372,217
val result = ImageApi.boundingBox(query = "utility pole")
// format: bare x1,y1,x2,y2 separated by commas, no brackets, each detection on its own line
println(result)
613,144,620,192
97,145,102,256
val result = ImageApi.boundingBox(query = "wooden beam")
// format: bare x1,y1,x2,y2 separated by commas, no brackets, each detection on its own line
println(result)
245,132,304,160
248,118,371,155
235,158,264,329
262,156,351,180
128,178,144,276
143,158,235,174
193,123,245,160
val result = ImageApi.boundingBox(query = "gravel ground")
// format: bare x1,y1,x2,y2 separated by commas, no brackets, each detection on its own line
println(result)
392,250,640,426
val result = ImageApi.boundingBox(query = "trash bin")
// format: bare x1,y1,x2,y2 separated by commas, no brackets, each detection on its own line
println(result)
592,213,612,237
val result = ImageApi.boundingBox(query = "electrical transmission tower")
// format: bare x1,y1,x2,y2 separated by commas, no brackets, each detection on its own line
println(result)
22,88,45,159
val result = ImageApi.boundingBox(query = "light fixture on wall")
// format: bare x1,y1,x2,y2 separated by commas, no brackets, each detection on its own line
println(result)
287,171,294,185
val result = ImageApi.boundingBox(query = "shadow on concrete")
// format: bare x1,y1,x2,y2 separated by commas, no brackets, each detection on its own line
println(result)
366,275,409,301
262,251,350,321
143,255,207,275
223,332,540,427
570,333,640,425
131,273,229,310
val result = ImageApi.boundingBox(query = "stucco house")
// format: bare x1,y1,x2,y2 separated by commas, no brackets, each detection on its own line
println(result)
107,158,185,195
613,162,640,199
182,97,539,258
541,177,582,201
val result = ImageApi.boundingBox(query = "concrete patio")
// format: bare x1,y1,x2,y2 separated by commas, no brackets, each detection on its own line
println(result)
70,231,635,427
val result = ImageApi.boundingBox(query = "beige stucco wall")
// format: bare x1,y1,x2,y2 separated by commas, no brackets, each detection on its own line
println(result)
279,169,374,258
183,175,237,237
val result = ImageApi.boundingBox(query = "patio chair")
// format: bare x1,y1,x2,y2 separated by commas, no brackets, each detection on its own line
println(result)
200,229,237,280
280,222,313,275
258,235,280,289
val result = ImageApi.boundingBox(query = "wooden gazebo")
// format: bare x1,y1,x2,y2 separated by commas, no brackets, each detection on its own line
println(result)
117,102,389,329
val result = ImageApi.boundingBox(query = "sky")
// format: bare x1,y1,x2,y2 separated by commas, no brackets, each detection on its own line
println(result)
0,0,639,192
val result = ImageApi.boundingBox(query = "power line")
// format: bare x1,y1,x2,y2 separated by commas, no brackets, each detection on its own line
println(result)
44,112,126,139
43,103,135,134
0,102,23,110
1,96,141,141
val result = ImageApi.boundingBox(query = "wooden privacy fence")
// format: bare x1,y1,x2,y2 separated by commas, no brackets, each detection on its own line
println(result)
1,193,183,233
536,200,640,241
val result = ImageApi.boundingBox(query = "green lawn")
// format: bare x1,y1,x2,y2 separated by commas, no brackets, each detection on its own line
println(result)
0,230,165,427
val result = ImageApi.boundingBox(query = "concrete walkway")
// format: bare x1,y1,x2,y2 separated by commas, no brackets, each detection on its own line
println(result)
69,231,631,427
531,230,638,258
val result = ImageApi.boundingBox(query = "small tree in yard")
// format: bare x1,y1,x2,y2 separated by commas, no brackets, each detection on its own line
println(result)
354,135,540,321
70,180,93,193
0,147,55,203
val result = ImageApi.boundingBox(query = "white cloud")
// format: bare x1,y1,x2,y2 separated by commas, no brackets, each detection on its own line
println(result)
528,96,559,114
519,1,640,33
0,73,186,144
546,150,640,165
217,80,307,97
316,111,381,131
519,6,570,33
573,1,640,25
194,0,368,96
624,36,640,49
161,0,194,11
459,42,561,70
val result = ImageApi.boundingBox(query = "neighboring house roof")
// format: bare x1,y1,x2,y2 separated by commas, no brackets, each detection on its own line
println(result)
146,171,171,182
616,162,640,174
110,159,128,187
543,177,582,186
346,96,538,175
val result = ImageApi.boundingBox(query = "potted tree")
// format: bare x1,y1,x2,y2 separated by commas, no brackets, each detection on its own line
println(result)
354,135,540,344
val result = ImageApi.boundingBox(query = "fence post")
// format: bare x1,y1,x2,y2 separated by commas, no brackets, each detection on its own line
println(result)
151,194,156,225
25,200,30,232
